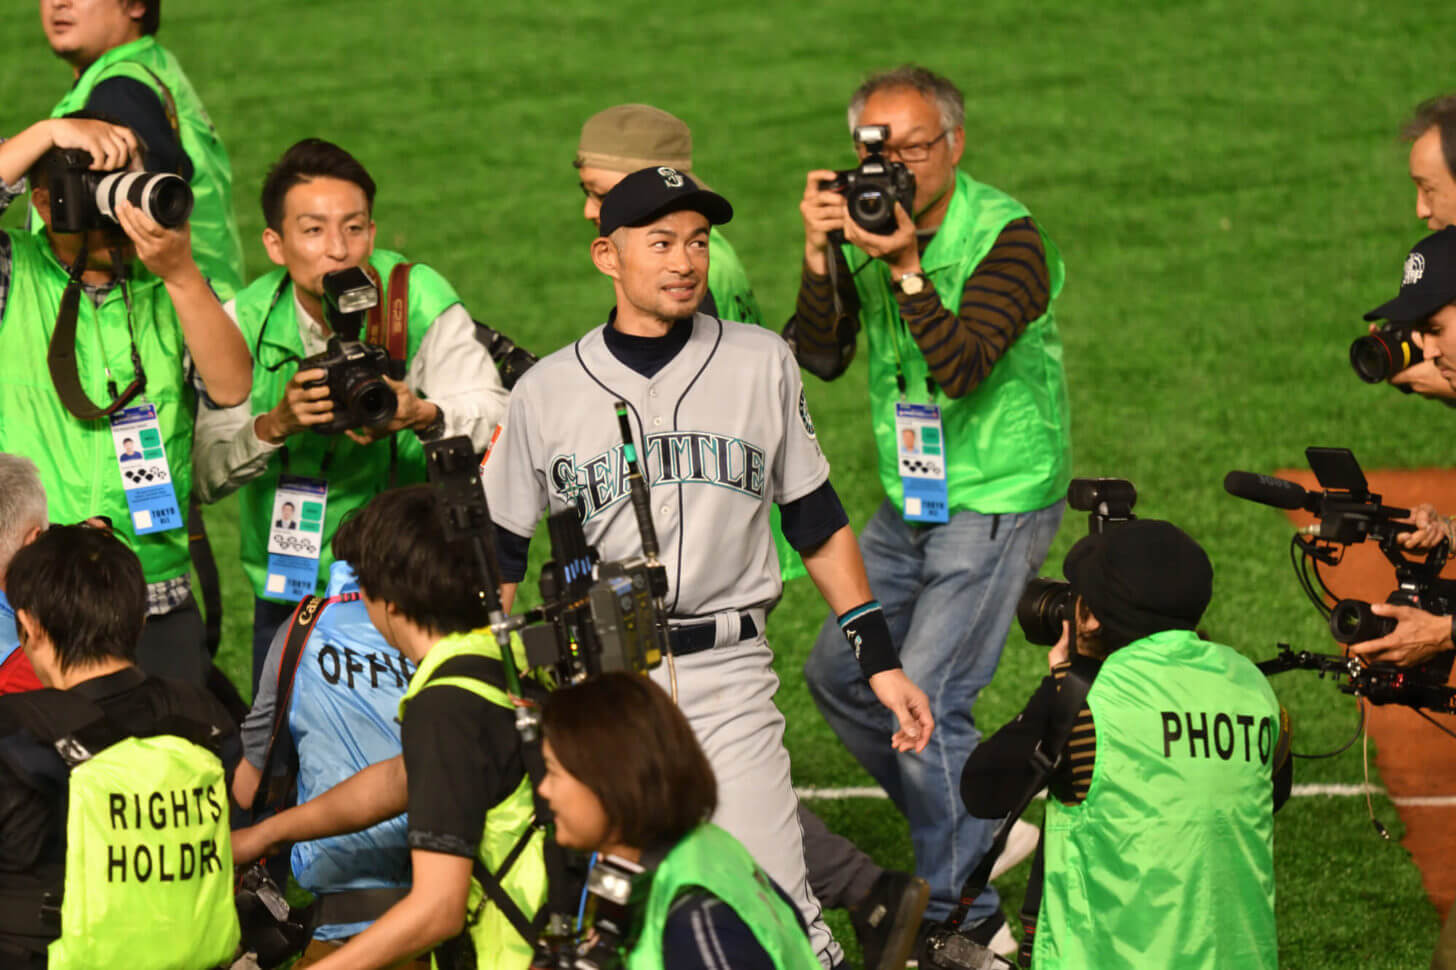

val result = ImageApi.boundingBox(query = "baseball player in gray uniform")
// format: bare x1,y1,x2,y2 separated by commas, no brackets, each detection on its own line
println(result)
482,167,936,969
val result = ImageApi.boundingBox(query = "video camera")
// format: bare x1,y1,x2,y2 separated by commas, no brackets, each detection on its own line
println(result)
298,267,401,434
1015,478,1138,645
46,147,194,234
1224,446,1456,713
820,125,917,236
424,400,665,706
1350,322,1423,385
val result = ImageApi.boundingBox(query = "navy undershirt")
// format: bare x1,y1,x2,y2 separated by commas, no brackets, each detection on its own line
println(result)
83,77,192,178
492,315,849,582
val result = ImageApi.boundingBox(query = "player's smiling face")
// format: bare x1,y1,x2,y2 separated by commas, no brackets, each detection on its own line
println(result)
595,208,710,334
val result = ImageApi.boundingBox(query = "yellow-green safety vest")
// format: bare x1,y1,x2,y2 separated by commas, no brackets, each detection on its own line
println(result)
398,628,547,970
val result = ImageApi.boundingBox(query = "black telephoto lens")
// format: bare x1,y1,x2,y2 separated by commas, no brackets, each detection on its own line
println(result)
1350,330,1422,384
1328,598,1397,644
1017,577,1075,646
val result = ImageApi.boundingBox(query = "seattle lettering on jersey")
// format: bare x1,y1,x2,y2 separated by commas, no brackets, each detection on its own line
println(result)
1160,710,1276,764
549,431,767,521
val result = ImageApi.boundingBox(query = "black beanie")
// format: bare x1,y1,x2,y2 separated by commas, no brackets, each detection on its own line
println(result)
1062,519,1213,646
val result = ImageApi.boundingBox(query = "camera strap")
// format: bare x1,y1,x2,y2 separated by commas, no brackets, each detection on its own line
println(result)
365,262,411,364
944,662,1095,932
255,593,339,812
47,241,148,420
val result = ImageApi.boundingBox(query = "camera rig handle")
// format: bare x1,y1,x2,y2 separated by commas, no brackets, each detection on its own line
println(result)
1258,642,1456,716
424,436,526,705
614,401,668,600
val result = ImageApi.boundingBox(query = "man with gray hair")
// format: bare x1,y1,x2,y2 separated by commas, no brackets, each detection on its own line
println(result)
790,64,1072,954
0,453,47,693
1378,95,1456,399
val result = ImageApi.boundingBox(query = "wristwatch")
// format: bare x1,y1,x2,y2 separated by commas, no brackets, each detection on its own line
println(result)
894,271,929,297
416,404,446,442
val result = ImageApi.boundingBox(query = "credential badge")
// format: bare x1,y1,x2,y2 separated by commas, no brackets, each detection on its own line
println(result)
1404,252,1426,287
658,166,685,189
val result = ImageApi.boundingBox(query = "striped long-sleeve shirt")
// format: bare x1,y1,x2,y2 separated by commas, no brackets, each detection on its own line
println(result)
790,216,1051,397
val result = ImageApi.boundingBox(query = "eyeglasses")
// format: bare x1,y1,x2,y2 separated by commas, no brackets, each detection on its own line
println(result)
857,130,950,163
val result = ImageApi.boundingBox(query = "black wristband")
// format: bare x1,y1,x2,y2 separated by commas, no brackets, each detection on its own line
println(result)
839,601,900,678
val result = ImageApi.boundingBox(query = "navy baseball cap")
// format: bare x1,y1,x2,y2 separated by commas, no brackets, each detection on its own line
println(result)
1364,227,1456,323
597,166,733,238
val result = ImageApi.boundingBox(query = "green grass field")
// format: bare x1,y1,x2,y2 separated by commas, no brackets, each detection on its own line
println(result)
5,1,1453,964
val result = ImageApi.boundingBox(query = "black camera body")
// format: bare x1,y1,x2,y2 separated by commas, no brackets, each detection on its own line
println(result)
233,862,313,969
1016,478,1138,645
299,268,401,434
1350,322,1423,384
46,148,193,234
919,926,1015,970
821,125,917,236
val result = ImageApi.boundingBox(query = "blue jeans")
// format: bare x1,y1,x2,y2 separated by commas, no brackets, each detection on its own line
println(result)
805,498,1062,922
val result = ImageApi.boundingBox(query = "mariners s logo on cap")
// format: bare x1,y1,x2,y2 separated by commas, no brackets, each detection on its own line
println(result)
1405,252,1426,286
657,166,686,188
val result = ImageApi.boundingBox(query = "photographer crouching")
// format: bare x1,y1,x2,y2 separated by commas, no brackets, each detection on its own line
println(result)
960,519,1291,968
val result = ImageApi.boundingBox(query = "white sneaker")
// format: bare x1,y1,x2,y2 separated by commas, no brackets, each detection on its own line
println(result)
989,818,1040,881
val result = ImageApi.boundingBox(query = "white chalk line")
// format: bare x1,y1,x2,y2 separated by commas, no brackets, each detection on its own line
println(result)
794,784,1456,808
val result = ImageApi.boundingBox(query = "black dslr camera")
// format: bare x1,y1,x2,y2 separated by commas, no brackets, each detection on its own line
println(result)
1016,478,1138,645
46,148,193,234
1226,447,1456,714
298,267,401,434
820,125,917,235
1350,322,1423,384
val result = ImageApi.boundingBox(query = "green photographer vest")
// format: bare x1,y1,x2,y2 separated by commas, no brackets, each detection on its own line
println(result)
398,629,547,970
844,170,1071,516
48,36,245,300
625,824,820,970
231,250,459,601
1035,629,1279,970
0,229,195,583
707,228,762,327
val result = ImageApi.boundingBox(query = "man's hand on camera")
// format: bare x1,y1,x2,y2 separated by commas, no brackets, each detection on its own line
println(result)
800,170,847,274
115,199,198,284
1393,329,1456,399
867,669,935,753
1349,604,1454,667
842,201,921,280
1397,503,1454,551
255,369,333,445
343,377,439,446
1048,620,1072,670
45,117,138,171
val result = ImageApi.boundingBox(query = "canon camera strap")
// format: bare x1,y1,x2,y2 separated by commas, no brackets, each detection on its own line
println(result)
944,662,1096,932
256,593,342,811
363,262,411,365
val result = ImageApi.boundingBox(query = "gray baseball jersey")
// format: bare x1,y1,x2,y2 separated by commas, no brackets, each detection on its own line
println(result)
482,313,829,617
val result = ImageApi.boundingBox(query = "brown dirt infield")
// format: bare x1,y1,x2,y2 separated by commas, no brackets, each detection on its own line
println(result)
1276,468,1456,919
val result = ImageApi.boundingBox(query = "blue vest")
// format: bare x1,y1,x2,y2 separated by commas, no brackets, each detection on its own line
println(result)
0,590,17,671
287,563,416,940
